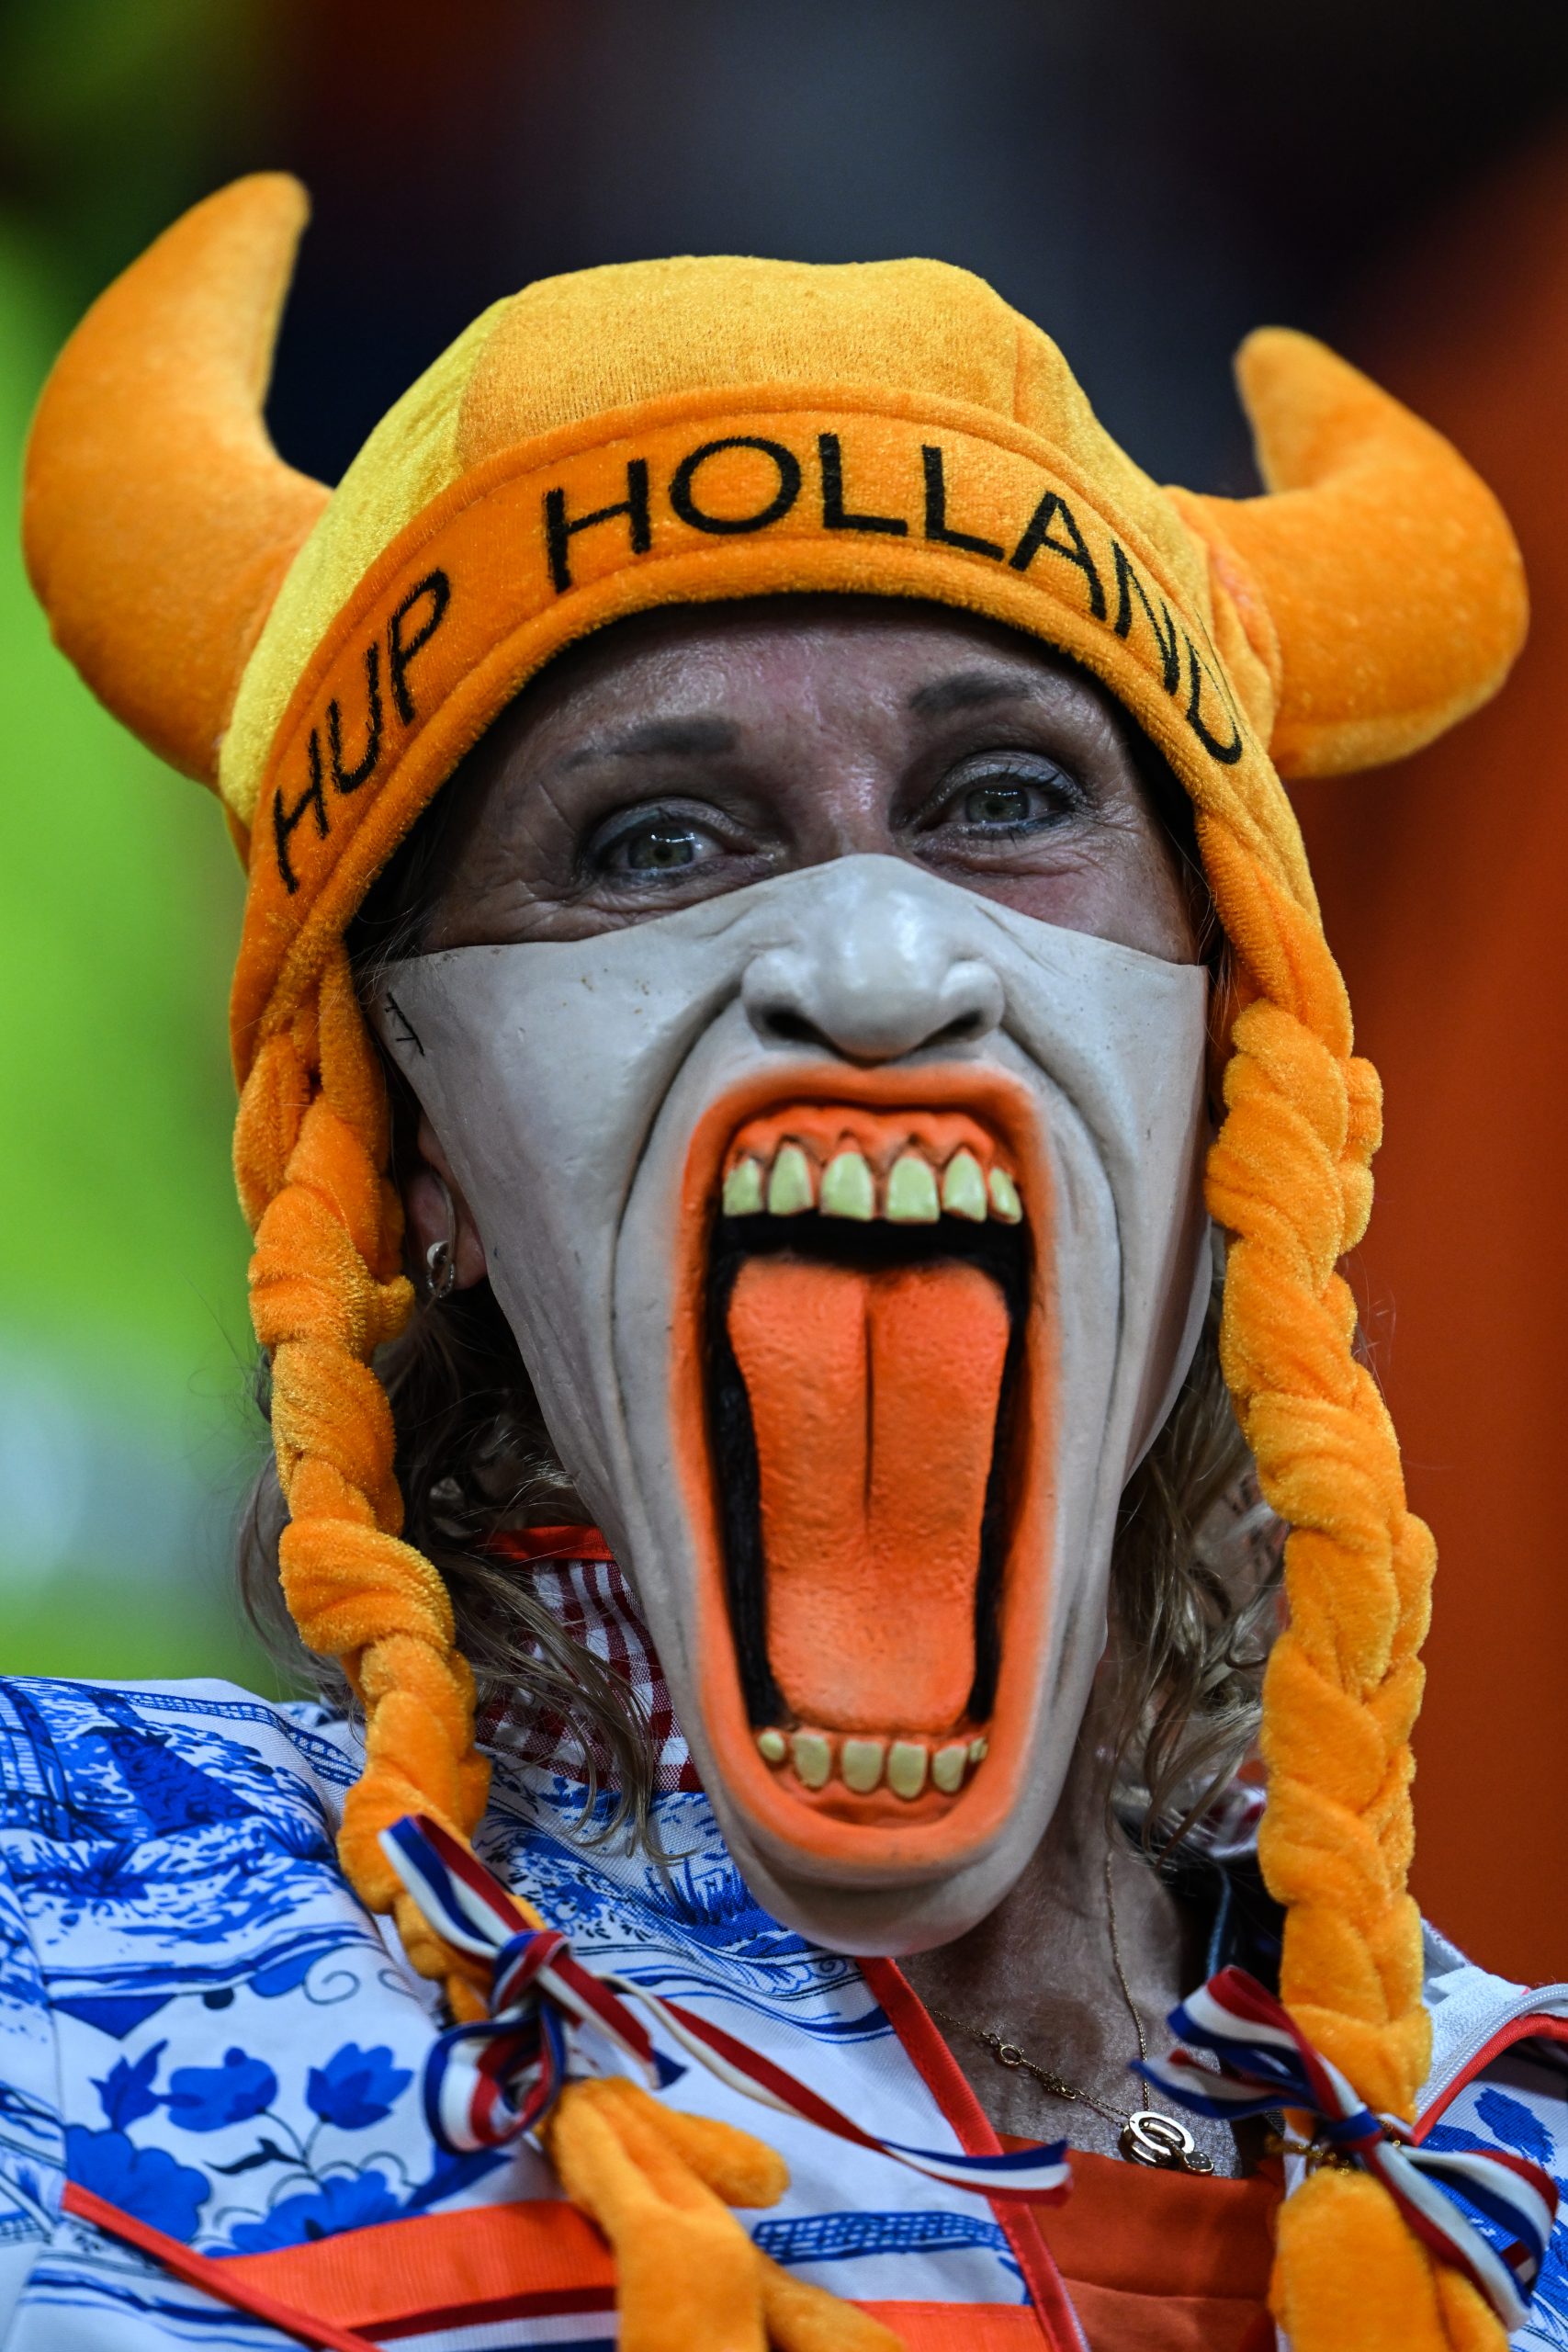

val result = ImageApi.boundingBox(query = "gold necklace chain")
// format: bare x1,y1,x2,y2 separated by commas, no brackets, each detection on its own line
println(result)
931,1849,1215,2176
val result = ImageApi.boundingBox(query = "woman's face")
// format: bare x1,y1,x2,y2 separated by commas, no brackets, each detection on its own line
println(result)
378,598,1212,1953
420,598,1199,961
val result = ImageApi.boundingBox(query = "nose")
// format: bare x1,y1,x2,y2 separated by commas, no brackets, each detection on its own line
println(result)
741,862,1005,1064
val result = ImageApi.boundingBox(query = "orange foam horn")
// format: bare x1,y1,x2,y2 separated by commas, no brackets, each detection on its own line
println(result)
22,173,327,786
1180,327,1528,779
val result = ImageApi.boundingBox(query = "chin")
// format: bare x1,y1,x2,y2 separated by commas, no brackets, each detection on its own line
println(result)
720,1796,1065,1957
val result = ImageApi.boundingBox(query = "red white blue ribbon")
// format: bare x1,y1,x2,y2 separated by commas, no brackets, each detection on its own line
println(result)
381,1813,1070,2203
1136,1964,1559,2333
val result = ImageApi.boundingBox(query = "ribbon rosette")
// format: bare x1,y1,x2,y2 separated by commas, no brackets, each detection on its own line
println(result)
381,1813,1071,2202
1136,1964,1559,2333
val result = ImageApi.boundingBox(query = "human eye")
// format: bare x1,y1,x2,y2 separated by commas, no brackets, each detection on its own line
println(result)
587,803,730,882
924,752,1089,842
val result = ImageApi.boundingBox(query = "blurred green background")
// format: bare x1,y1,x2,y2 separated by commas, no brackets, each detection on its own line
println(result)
0,0,274,1680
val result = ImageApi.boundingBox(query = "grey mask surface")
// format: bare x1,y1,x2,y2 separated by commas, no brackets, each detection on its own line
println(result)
375,854,1209,1952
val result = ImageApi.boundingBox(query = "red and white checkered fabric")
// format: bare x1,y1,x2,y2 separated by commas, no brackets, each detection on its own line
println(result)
477,1529,702,1793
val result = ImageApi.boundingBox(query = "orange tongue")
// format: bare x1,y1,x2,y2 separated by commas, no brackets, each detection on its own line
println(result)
727,1256,1010,1731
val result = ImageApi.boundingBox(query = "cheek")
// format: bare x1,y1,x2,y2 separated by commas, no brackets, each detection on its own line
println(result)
1097,819,1201,965
971,831,1200,964
424,797,567,948
1145,843,1202,964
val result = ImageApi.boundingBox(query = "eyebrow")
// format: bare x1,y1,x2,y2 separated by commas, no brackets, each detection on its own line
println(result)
561,715,739,768
905,668,1052,721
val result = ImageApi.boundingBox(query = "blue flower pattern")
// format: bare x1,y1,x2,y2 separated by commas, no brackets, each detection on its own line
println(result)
0,1669,1563,2349
165,2048,278,2133
226,2167,403,2254
0,1677,534,2302
305,2041,412,2131
92,2041,164,2130
64,2124,209,2239
1424,2078,1568,2347
0,1674,1032,2346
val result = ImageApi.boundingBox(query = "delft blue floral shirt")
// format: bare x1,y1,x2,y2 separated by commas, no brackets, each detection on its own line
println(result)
0,1672,1564,2351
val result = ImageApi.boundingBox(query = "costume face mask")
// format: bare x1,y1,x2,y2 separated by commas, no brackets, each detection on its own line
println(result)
375,854,1209,1951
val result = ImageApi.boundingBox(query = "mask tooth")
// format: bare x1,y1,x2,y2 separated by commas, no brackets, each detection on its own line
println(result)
940,1148,988,1222
766,1141,816,1216
967,1735,989,1765
755,1727,787,1765
840,1735,886,1793
931,1739,970,1794
820,1148,875,1221
790,1729,833,1789
724,1156,766,1216
986,1168,1022,1224
885,1150,941,1224
886,1738,930,1800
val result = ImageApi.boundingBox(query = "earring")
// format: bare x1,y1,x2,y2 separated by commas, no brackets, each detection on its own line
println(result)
422,1173,458,1305
424,1237,456,1304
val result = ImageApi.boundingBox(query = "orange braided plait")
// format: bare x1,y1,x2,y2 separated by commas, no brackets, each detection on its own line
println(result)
1196,828,1487,2346
22,176,1529,2352
235,947,492,2012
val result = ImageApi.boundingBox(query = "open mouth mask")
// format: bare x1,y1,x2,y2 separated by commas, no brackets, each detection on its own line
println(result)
374,854,1211,1953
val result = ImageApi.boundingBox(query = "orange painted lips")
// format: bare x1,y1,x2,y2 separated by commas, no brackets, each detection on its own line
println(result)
714,1105,1027,1825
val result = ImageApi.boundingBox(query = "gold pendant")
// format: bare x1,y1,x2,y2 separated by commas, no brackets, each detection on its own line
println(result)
1119,2109,1215,2174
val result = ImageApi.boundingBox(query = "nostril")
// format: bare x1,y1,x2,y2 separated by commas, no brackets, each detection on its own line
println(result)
929,1008,990,1047
754,1004,839,1053
753,999,990,1061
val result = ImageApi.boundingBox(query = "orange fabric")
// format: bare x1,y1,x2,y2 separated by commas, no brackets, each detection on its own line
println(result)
1036,2150,1278,2352
728,1254,1009,1736
1203,1004,1428,2119
541,2079,773,2352
1294,136,1568,1988
222,2154,1283,2352
226,2194,1042,2348
221,359,1523,1067
1181,333,1527,779
22,175,325,784
862,1956,1091,2347
1200,982,1488,2342
852,2312,1044,2349
223,2196,613,2327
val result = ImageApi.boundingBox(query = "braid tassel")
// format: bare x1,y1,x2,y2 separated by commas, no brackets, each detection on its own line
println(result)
1200,820,1501,2352
544,2078,901,2352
